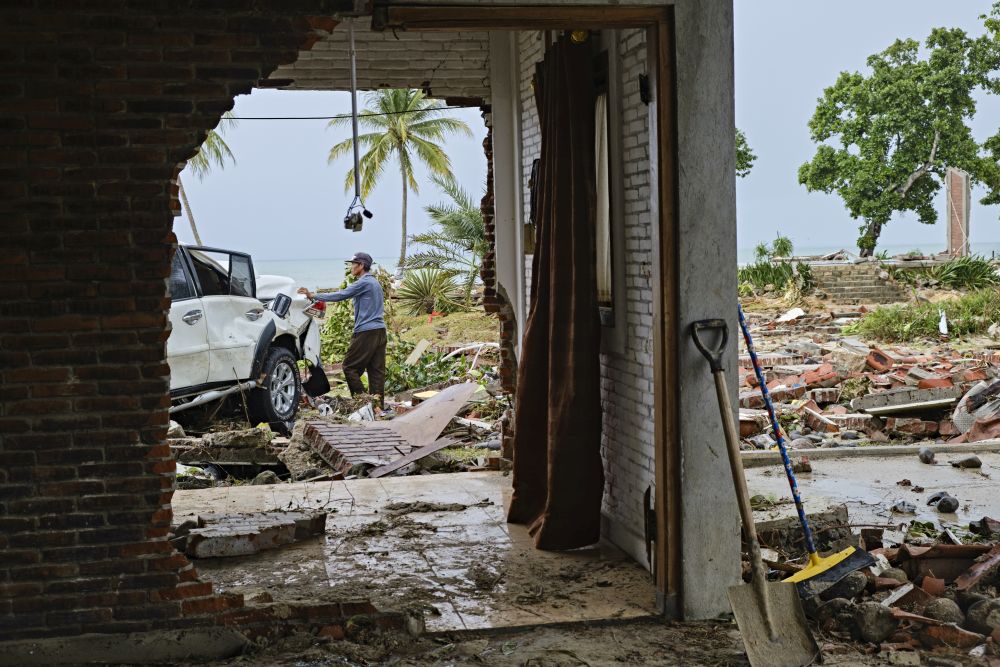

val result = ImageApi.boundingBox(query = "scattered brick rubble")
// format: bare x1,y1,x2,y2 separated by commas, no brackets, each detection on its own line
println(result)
748,502,1000,660
737,308,1000,450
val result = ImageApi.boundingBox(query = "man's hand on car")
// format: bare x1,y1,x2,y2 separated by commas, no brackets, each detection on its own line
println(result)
297,287,315,300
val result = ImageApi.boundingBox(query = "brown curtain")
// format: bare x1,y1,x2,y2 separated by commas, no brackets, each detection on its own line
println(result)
507,36,603,551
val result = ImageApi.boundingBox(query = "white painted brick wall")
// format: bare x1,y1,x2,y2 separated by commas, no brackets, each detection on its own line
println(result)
271,26,491,99
516,29,655,567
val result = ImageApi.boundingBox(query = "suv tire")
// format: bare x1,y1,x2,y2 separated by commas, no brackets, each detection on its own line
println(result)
248,346,300,429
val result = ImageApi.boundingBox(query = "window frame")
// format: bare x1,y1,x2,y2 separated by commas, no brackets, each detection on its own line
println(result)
183,246,257,299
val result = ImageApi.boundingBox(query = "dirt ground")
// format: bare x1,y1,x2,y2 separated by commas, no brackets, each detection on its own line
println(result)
189,617,990,666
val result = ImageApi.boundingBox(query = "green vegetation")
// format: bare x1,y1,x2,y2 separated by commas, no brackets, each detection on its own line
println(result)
739,236,812,296
891,255,1000,290
848,289,1000,342
328,89,473,271
407,175,487,305
396,268,463,316
798,5,1000,256
736,128,757,178
395,310,499,347
738,262,813,297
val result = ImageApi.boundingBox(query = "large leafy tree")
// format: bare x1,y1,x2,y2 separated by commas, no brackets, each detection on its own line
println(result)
406,175,487,305
736,128,757,178
328,89,472,273
180,111,237,245
798,5,1000,256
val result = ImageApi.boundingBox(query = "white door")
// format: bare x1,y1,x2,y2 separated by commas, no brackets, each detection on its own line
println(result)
166,251,210,390
186,249,270,384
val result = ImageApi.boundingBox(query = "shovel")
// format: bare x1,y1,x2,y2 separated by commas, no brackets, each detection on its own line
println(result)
692,319,819,667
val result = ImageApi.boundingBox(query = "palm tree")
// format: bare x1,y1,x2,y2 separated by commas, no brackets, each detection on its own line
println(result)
407,175,487,305
180,111,238,245
327,89,472,273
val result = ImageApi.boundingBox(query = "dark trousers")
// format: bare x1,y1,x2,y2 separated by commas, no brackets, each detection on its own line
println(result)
342,328,387,402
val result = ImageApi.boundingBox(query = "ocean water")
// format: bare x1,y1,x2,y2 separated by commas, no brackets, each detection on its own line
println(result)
254,257,398,289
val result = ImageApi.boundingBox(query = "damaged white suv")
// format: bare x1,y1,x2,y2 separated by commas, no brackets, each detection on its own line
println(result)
166,245,329,430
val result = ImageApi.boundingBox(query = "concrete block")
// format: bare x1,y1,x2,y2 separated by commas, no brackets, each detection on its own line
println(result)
851,386,964,415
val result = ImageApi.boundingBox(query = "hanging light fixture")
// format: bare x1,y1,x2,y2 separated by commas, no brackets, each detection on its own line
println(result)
344,19,373,232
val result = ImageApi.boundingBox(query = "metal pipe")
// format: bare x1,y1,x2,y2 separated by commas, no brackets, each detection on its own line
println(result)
169,380,258,414
348,19,361,201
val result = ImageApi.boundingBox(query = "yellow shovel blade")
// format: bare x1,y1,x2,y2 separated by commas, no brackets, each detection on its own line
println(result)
783,546,858,584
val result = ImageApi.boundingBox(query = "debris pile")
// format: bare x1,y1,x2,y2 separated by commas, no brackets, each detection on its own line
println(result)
169,510,328,558
751,501,1000,659
737,307,1000,450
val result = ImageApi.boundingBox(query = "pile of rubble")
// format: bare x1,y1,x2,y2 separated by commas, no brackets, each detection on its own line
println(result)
738,307,1000,450
756,505,1000,660
169,382,511,488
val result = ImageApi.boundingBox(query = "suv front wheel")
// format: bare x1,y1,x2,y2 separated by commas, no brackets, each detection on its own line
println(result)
248,346,301,429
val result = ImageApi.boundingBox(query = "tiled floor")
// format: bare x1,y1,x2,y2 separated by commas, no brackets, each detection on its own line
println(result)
174,472,658,631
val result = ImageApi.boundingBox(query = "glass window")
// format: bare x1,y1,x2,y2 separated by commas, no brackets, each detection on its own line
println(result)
169,252,194,301
229,254,255,298
188,250,229,297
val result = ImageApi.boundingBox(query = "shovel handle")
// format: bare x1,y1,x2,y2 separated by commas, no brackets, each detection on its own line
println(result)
691,319,728,372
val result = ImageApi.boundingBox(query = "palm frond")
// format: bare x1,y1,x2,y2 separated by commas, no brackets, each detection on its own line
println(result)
187,111,238,180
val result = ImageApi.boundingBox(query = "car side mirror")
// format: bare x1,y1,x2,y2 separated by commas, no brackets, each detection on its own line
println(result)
269,293,292,318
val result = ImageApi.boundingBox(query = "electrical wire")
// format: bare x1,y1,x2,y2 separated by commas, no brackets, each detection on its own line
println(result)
225,104,475,121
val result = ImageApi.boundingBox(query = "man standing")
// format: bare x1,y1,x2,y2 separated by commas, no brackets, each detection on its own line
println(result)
298,252,387,404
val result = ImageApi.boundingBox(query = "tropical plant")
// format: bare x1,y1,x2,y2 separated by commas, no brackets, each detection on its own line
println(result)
738,261,813,296
736,127,757,178
798,5,1000,256
892,255,1000,290
180,111,238,245
771,234,794,258
396,268,463,316
327,89,473,273
753,242,770,262
406,175,487,305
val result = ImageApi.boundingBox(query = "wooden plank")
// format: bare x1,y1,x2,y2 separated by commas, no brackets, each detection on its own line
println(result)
404,339,432,365
649,13,682,612
367,438,458,479
382,382,478,449
384,6,668,31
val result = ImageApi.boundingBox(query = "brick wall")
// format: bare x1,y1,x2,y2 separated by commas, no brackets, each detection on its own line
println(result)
270,26,491,99
598,28,655,564
0,2,344,642
514,29,655,566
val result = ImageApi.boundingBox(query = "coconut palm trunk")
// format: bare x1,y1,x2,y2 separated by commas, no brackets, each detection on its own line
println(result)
177,175,204,246
398,160,408,276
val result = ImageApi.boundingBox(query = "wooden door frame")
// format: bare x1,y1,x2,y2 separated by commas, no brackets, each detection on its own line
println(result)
377,4,680,615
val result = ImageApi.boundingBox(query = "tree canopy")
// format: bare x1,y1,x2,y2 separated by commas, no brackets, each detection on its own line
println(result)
736,128,757,178
798,4,1000,255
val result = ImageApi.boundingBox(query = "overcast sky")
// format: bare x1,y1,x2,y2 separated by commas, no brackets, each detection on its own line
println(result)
176,2,1000,260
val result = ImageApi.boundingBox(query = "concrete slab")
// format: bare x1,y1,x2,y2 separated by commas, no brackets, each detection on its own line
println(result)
174,472,656,632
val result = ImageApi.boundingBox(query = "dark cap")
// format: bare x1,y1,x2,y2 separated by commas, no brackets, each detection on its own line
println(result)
347,252,373,270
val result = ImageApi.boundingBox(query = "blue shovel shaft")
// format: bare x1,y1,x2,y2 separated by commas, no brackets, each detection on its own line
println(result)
737,305,818,557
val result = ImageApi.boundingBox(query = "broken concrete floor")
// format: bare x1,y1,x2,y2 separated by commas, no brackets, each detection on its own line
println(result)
173,471,657,632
